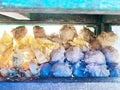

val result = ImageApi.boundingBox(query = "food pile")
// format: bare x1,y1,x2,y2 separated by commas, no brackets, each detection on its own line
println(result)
0,25,119,81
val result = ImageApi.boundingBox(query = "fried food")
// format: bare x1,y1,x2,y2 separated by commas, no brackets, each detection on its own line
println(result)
60,24,78,43
0,31,13,68
79,27,95,43
11,26,27,40
69,36,89,47
47,33,62,44
97,31,118,47
69,27,95,50
15,35,32,50
32,48,50,64
33,26,47,38
0,25,119,79
35,38,59,50
90,38,101,50
33,38,60,64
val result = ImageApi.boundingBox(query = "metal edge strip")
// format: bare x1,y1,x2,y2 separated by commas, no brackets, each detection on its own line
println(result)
0,8,120,15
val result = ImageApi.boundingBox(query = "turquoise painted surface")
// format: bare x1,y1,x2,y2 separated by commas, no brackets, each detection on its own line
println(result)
1,0,120,10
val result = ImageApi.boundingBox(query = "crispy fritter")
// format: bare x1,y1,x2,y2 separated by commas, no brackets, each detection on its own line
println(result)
47,33,62,44
97,31,118,47
33,26,47,38
0,31,13,68
79,27,96,43
11,26,27,40
60,24,78,43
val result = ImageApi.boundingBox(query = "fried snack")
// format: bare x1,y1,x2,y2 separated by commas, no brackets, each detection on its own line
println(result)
0,31,13,68
90,38,101,50
79,27,96,43
14,36,37,69
97,31,118,47
60,24,78,43
69,27,95,50
0,31,13,53
12,29,36,68
33,38,60,64
20,60,29,70
32,48,50,64
11,26,27,40
69,36,89,47
14,35,32,50
11,26,32,67
15,34,40,51
35,38,59,50
33,26,47,38
47,33,62,44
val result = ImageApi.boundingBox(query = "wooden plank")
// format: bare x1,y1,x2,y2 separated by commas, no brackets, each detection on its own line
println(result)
104,15,120,24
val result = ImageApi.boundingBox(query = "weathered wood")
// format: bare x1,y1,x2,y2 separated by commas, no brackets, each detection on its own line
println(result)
0,14,99,24
104,15,120,24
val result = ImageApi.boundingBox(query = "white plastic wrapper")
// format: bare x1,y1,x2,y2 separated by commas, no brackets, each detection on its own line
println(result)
29,63,40,75
109,64,120,77
12,52,24,67
33,49,50,64
84,50,106,65
0,68,10,77
50,47,65,62
51,62,72,77
102,46,120,64
66,47,84,63
86,64,110,77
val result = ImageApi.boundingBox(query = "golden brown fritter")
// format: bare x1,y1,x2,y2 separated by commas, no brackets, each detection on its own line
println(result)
59,24,78,49
97,31,118,47
47,33,62,44
0,31,13,69
11,26,27,40
90,31,118,50
90,39,101,50
60,24,78,43
33,26,47,38
79,27,96,43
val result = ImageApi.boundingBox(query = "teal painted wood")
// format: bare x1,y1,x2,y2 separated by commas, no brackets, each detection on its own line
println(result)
1,0,120,10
